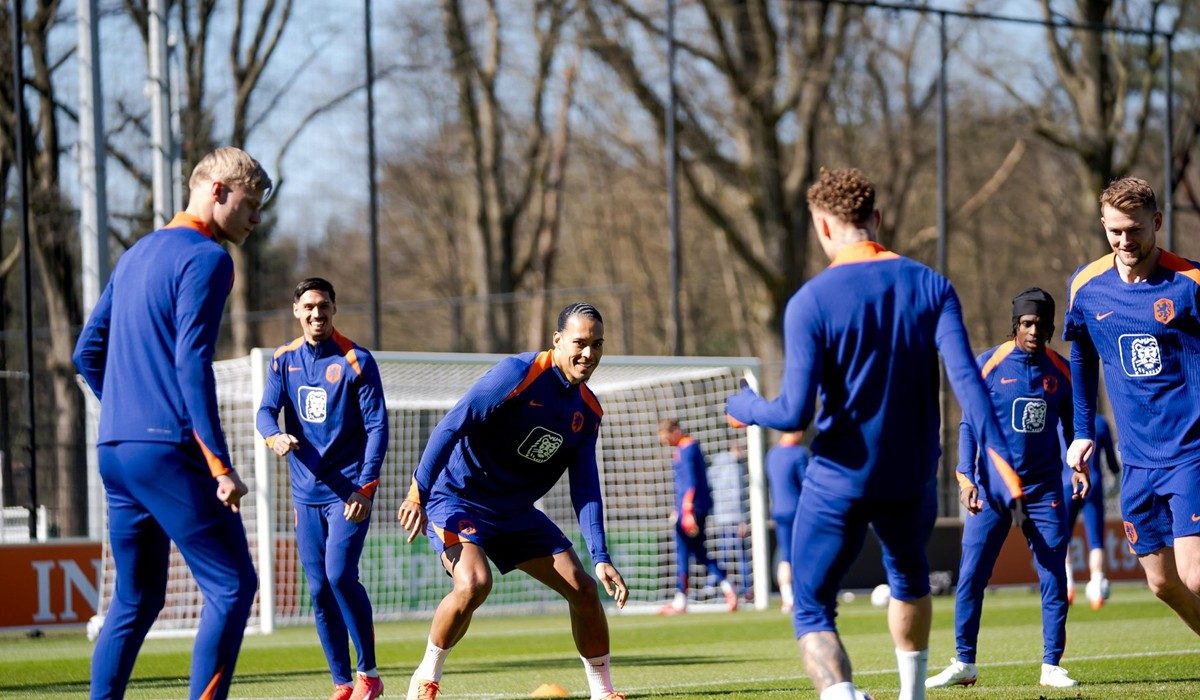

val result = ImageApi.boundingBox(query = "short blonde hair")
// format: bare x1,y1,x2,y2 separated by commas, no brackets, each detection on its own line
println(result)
1100,177,1157,214
189,147,272,196
807,167,876,225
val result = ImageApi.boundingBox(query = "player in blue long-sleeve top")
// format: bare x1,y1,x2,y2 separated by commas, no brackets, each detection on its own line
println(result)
397,303,628,700
927,288,1087,690
726,168,1021,700
1064,177,1200,639
657,419,737,615
256,278,388,700
765,431,808,614
1062,414,1120,609
73,147,268,700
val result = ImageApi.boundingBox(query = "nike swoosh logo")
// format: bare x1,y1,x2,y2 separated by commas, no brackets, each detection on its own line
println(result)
1095,311,1115,320
529,400,544,407
1051,501,1059,508
1000,378,1018,384
1192,514,1200,522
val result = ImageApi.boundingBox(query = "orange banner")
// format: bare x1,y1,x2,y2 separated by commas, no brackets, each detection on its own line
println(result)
0,541,102,629
988,520,1144,586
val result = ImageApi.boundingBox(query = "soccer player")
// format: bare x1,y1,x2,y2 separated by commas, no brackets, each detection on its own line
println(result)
73,147,268,700
765,431,808,614
256,278,388,700
397,303,628,700
926,288,1088,690
708,440,753,602
725,168,1021,700
1063,414,1120,609
657,419,739,614
1064,177,1200,637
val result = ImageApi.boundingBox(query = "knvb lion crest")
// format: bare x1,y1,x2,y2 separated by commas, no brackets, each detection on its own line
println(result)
325,363,343,384
517,426,564,463
1011,397,1047,433
571,411,585,433
1042,375,1058,394
1154,297,1175,324
457,519,478,536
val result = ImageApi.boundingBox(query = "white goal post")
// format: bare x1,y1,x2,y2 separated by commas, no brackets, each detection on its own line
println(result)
92,351,770,635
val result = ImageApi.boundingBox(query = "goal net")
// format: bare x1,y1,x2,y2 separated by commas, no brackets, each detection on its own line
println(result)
92,351,768,635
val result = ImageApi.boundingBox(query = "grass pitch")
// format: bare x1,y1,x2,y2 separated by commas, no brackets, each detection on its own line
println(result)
1,583,1197,698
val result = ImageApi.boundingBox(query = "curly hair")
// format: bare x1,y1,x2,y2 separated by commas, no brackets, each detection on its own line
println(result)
806,167,876,225
1100,177,1157,214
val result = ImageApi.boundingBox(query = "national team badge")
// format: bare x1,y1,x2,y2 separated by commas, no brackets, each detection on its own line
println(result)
325,363,343,384
517,426,564,463
1153,297,1175,324
297,385,328,423
457,519,477,536
571,411,585,433
1123,520,1138,546
1042,375,1058,394
1011,397,1047,433
1118,333,1162,377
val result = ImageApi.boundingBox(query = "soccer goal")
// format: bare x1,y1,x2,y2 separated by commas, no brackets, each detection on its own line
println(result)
91,351,769,635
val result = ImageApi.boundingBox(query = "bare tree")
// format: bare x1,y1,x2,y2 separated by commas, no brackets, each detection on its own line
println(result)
580,0,856,360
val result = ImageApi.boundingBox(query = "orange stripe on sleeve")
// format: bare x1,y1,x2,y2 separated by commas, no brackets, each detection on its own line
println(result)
331,332,363,376
504,350,555,401
264,434,277,448
406,478,422,504
1068,254,1115,310
1046,348,1072,385
193,431,231,477
979,341,1015,379
580,384,604,418
986,447,1024,500
1157,250,1200,286
357,479,379,499
273,337,304,361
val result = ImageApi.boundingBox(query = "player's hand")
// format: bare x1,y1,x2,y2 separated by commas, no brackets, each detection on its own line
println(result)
681,510,700,537
595,562,629,609
1071,468,1091,500
724,380,757,429
216,472,248,513
269,433,300,457
1066,439,1094,472
344,492,372,523
958,482,983,515
397,499,428,544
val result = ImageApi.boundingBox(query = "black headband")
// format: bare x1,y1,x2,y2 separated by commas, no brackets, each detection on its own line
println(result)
1012,287,1055,321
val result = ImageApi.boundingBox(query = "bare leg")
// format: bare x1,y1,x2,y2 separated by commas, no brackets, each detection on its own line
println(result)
519,549,609,657
888,594,931,651
798,631,853,693
1140,544,1200,636
1088,548,1105,578
1176,535,1200,595
429,543,492,648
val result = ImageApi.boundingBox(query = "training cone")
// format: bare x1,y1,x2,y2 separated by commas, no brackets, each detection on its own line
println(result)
531,682,570,698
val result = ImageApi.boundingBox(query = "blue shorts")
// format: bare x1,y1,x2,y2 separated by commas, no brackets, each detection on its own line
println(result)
791,479,938,637
425,499,573,574
1121,459,1200,556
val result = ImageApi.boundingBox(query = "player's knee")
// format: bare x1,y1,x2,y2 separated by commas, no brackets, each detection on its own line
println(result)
452,571,492,607
564,574,601,608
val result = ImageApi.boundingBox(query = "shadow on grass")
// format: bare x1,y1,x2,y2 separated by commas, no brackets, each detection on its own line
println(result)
0,668,334,696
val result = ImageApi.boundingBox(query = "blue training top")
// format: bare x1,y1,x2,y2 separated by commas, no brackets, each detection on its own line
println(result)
1064,250,1200,468
959,341,1073,484
256,331,388,505
409,350,611,565
671,437,713,517
73,212,237,476
727,241,1020,505
765,442,807,521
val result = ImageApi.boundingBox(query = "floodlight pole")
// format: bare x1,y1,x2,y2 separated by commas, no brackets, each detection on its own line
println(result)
666,0,682,356
10,0,39,540
365,0,382,350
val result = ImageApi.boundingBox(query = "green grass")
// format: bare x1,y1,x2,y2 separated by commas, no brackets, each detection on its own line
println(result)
1,583,1197,698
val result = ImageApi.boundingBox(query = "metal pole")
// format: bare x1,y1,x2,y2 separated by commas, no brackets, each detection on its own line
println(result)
169,33,184,213
148,0,171,227
365,0,382,350
10,0,39,540
666,0,682,355
1163,34,1174,250
936,11,953,516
